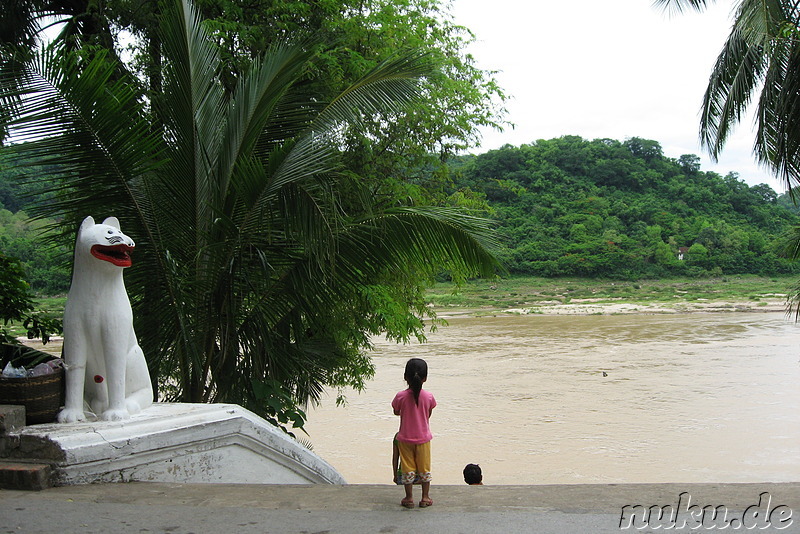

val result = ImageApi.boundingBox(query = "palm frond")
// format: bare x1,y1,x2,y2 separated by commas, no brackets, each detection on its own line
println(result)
699,18,766,158
0,44,162,233
342,206,500,281
313,51,437,134
158,0,224,229
740,0,800,188
652,0,712,16
217,42,317,194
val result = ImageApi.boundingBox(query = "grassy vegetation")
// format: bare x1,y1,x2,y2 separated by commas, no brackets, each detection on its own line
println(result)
426,274,797,311
3,296,66,339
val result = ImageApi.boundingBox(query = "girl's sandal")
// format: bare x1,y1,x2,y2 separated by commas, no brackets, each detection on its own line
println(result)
401,498,415,508
419,498,433,508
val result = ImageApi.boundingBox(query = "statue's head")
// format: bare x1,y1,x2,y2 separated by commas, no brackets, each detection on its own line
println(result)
76,216,135,268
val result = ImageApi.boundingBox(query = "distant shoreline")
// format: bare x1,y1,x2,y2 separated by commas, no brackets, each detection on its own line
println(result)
434,297,793,318
426,275,799,318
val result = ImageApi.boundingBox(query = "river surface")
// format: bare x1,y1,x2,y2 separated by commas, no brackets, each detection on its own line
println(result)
304,312,800,485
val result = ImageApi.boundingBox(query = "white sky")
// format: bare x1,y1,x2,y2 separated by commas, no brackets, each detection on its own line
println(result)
449,0,785,192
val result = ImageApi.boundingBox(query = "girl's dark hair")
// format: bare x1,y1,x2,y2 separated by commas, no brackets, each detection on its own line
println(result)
404,358,428,405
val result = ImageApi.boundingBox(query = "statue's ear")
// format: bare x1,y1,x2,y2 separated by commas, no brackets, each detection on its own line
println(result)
102,217,120,229
79,216,95,234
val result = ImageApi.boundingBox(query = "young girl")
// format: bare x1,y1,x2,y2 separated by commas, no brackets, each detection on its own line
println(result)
391,357,436,508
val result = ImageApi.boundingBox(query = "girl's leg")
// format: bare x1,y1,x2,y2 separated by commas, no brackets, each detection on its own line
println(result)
401,483,414,508
421,482,431,502
397,441,417,507
417,442,433,507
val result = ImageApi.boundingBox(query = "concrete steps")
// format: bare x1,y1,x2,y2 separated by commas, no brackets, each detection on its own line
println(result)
0,461,53,490
0,405,54,490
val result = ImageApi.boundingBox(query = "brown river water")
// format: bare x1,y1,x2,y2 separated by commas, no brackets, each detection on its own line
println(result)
304,312,800,485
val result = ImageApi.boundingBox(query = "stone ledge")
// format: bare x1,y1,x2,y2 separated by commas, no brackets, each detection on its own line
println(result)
0,405,25,434
4,402,344,486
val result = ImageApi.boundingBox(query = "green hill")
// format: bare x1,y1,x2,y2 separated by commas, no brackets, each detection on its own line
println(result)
3,135,800,292
449,136,800,279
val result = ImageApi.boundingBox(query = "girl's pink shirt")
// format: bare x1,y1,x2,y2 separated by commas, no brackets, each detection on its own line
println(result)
392,388,436,444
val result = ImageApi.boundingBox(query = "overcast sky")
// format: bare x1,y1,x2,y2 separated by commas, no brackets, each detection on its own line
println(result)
449,0,784,192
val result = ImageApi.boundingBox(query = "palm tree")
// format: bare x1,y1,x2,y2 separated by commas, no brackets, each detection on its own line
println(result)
0,0,498,430
656,0,800,189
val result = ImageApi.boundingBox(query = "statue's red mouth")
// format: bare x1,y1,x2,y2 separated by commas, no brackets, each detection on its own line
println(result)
91,244,133,267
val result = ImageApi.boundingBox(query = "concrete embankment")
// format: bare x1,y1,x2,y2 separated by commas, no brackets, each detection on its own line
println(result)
2,481,798,533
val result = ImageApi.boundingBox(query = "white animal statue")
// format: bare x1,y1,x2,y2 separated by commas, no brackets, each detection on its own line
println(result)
58,216,153,423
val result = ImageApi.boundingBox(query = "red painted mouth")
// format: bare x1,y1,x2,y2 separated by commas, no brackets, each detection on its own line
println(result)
90,244,133,267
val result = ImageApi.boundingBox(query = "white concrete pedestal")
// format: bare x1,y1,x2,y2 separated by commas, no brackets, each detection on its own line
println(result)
4,403,345,485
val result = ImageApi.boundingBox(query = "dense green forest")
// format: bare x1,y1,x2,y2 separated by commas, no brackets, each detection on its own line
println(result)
448,136,800,279
3,135,800,294
0,152,70,294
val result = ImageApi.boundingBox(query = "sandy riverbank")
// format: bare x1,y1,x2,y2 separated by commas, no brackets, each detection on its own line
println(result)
434,296,793,318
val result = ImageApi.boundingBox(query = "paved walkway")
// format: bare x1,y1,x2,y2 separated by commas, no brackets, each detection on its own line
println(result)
2,482,799,533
